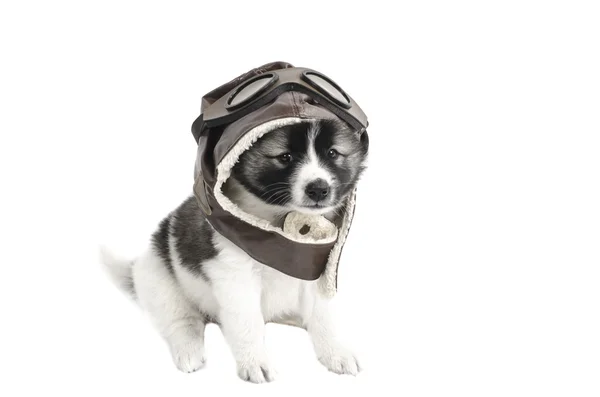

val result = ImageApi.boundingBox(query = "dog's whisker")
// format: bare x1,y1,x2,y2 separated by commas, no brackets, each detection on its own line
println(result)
273,192,291,206
260,182,291,192
260,186,289,199
265,189,286,204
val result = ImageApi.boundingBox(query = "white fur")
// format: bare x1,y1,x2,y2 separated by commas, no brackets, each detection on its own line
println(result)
292,122,335,208
99,245,135,300
102,225,361,382
131,247,208,373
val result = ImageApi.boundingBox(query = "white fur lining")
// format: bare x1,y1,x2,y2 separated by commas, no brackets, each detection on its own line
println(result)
317,188,356,298
213,117,356,298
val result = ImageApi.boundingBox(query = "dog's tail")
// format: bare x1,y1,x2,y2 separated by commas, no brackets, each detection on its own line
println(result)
99,245,137,301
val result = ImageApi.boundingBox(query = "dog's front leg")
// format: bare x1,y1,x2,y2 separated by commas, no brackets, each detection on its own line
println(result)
305,293,362,376
211,267,276,383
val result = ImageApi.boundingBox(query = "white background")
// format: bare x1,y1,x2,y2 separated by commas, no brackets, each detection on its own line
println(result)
1,1,599,396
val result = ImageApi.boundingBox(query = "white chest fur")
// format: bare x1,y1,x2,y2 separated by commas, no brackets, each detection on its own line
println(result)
175,231,316,326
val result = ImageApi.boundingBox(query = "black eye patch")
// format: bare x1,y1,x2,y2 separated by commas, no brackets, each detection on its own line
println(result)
314,119,360,158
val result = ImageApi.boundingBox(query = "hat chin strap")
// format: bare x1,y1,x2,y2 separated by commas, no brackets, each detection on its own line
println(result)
212,117,357,298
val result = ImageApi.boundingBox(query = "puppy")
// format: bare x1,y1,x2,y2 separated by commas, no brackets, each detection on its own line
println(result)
101,118,368,383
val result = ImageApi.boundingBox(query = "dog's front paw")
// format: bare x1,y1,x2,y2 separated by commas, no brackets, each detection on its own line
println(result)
317,345,362,376
170,341,207,373
237,359,277,384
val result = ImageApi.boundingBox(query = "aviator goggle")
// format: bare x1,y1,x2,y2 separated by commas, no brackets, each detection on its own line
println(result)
191,67,368,143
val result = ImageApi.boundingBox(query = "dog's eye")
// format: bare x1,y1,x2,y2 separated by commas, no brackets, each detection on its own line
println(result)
327,149,339,159
279,153,292,163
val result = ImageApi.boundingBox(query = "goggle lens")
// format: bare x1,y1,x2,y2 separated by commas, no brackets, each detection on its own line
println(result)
227,74,275,109
302,72,350,108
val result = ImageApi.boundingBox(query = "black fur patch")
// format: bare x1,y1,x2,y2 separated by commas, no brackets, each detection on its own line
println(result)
170,196,218,282
151,215,174,274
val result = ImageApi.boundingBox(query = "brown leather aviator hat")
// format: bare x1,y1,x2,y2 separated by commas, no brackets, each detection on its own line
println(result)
191,61,369,298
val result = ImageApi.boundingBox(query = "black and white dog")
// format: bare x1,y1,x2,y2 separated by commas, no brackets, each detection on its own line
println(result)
101,119,369,383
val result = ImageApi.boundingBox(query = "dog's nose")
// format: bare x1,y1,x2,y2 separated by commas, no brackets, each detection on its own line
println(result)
305,179,330,202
